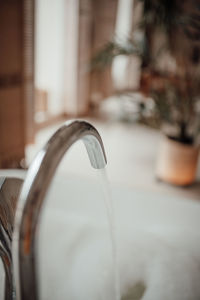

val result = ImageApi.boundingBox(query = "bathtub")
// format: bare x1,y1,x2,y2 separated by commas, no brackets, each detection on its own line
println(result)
1,170,200,300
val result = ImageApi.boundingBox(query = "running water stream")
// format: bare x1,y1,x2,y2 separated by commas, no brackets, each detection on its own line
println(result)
97,168,121,300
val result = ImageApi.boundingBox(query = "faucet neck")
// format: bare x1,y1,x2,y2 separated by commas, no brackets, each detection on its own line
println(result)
13,120,107,300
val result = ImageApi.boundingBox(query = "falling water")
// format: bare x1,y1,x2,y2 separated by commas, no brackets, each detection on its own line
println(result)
97,168,120,300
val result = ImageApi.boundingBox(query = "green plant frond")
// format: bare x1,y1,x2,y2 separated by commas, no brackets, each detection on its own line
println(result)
138,0,200,37
152,92,173,124
91,39,141,70
91,0,200,142
138,0,180,30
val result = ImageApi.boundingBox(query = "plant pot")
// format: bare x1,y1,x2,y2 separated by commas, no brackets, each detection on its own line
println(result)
156,136,199,186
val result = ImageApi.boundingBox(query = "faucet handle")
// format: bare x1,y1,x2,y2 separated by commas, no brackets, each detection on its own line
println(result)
0,177,23,300
0,178,23,241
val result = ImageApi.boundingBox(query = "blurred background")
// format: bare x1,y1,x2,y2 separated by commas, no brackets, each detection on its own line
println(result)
1,0,200,199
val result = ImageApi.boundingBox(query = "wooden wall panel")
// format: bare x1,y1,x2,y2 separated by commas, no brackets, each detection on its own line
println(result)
23,0,35,144
0,0,34,168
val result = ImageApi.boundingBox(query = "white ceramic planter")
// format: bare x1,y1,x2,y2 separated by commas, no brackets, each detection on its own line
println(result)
156,136,199,186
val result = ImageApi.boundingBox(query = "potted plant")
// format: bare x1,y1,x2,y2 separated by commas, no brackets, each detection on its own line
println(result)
91,0,200,186
140,71,200,185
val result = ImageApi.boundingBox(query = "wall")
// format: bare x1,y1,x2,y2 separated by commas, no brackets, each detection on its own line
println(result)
35,0,65,116
112,0,141,91
89,0,118,105
64,0,93,116
64,0,79,116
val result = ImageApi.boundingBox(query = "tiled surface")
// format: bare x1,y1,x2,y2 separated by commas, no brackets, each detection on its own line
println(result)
26,118,200,201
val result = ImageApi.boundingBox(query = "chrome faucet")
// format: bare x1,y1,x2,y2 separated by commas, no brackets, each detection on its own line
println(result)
12,120,107,300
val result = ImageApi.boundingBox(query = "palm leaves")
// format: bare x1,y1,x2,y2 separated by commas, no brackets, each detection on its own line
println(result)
91,39,142,70
91,0,200,143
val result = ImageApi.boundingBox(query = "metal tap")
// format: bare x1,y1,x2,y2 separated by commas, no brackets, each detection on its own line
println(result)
12,120,107,300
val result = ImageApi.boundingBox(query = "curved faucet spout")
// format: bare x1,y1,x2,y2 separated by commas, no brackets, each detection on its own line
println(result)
12,120,107,300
